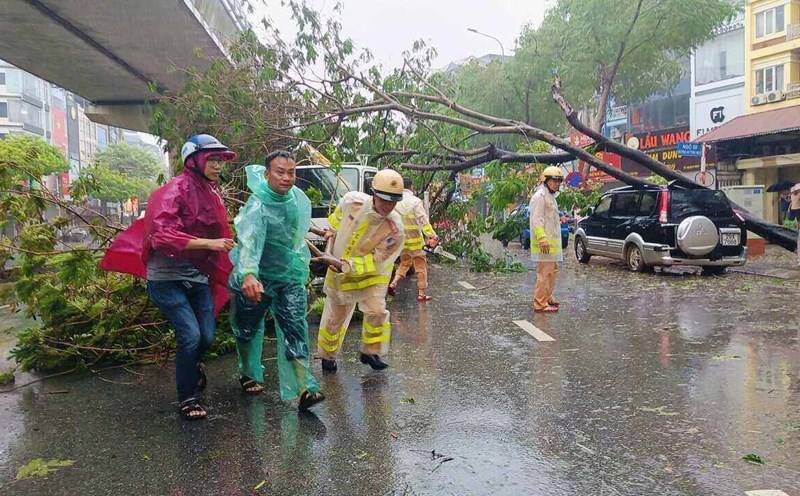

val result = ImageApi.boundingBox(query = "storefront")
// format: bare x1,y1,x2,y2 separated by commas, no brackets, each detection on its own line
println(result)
622,126,709,186
698,105,800,224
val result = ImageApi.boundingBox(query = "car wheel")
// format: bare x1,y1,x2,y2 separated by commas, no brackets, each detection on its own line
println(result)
575,237,591,263
626,245,648,272
701,266,726,276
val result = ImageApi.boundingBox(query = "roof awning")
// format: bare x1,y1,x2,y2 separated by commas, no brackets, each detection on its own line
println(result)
696,105,800,143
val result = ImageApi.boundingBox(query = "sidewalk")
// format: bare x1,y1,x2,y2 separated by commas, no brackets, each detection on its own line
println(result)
730,244,800,280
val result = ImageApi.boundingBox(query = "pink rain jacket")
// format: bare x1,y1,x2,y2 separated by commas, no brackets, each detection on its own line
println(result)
100,167,233,314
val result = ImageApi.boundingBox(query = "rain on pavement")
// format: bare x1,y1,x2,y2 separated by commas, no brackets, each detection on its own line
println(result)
1,245,798,495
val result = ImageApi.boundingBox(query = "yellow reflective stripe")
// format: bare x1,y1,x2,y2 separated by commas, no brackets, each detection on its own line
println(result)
319,340,339,352
363,320,390,335
328,207,343,230
404,224,420,230
318,327,339,342
318,326,345,351
364,254,376,273
533,226,547,240
350,256,365,275
347,254,376,275
530,237,562,253
405,240,424,250
362,320,390,344
422,223,436,237
362,334,390,344
339,275,390,290
343,219,370,258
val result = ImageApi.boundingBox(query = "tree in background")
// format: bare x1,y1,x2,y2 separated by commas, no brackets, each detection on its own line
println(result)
94,142,162,181
455,0,737,133
76,142,161,204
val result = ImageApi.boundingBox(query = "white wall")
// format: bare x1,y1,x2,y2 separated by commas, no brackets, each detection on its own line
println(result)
691,82,745,139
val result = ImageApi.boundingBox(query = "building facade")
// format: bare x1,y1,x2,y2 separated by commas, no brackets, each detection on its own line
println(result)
691,14,746,188
0,59,51,141
691,15,746,140
744,0,800,114
698,0,800,224
2,59,165,208
591,58,699,187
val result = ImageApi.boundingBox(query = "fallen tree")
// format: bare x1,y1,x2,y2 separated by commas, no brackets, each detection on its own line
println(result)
550,78,797,252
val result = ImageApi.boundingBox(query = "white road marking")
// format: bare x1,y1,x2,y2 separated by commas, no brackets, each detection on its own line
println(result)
457,281,476,290
745,491,789,496
513,320,555,342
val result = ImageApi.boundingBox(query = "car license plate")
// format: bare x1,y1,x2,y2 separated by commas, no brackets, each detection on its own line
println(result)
721,233,739,246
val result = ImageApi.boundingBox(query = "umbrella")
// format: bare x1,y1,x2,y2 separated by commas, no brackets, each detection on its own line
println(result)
767,180,796,192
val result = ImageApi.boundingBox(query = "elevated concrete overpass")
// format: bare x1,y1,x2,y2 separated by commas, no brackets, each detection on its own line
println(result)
0,0,247,131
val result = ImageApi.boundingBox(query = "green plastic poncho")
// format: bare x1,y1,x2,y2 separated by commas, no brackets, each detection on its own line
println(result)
229,165,311,288
229,164,318,401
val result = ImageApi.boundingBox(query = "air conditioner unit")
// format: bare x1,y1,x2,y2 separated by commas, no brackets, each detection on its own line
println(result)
751,94,767,105
767,90,785,102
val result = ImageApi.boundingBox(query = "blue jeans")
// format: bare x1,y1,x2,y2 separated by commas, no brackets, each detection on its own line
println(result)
147,280,215,402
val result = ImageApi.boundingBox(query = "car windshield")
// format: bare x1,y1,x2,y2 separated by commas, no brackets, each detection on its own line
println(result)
670,189,733,221
295,167,360,217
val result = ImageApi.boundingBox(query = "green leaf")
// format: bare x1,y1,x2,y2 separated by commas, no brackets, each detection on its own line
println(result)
742,454,765,465
0,368,15,385
16,458,75,480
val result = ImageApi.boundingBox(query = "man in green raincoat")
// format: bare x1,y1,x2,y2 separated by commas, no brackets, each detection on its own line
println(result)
229,150,324,411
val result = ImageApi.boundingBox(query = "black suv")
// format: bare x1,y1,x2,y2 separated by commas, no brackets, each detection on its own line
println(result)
574,184,747,274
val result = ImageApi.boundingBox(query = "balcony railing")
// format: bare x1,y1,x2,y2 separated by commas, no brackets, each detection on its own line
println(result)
786,82,800,99
788,24,800,41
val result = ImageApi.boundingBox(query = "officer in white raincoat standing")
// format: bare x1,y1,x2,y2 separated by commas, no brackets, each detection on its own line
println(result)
530,166,564,313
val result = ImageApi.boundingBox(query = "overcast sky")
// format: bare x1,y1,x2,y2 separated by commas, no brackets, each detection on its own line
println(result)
256,0,551,69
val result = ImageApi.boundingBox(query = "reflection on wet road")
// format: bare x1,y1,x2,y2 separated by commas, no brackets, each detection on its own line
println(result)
1,252,798,495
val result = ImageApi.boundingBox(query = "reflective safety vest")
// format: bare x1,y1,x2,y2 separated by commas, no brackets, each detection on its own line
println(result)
395,191,435,252
324,192,405,298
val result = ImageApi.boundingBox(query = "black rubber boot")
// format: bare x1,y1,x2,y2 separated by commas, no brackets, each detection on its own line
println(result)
359,353,389,370
321,358,337,373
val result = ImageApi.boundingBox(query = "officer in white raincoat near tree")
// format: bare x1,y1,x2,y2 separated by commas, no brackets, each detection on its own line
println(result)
316,169,406,372
530,166,564,313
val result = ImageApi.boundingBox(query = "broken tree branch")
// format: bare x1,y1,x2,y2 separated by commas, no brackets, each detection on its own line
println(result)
551,77,699,189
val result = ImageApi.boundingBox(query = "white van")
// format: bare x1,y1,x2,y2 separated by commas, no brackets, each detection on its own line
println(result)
296,163,378,253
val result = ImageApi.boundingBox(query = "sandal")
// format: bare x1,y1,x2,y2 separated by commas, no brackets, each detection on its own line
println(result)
239,376,264,395
416,294,432,302
178,398,207,420
197,362,207,392
548,301,560,308
534,306,559,313
298,390,325,411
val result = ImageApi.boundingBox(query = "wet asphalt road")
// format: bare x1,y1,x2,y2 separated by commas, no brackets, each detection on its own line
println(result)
1,243,799,496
